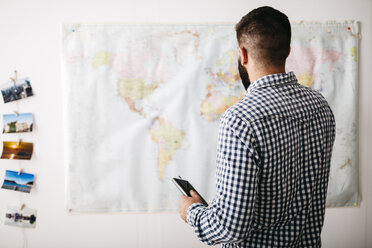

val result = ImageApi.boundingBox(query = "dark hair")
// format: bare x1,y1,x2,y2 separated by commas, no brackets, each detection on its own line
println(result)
235,6,291,67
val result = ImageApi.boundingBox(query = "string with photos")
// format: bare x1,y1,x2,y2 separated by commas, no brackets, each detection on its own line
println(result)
8,70,29,248
9,70,23,176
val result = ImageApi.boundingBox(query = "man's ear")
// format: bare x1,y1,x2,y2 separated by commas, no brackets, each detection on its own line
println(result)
239,47,248,65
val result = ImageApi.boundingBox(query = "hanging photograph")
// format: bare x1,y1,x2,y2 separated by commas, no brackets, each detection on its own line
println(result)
1,141,33,160
4,205,37,228
1,78,33,104
1,170,34,193
3,113,33,133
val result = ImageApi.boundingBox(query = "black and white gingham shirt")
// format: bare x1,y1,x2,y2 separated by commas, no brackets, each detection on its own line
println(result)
187,72,336,247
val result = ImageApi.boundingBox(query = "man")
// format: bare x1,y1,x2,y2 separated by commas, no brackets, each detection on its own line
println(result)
178,6,336,248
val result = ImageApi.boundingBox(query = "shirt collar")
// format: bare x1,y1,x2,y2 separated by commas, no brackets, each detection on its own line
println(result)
247,71,297,94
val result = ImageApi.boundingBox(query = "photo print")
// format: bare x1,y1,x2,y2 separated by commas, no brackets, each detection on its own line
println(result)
4,206,37,228
3,113,33,133
1,141,33,160
1,78,33,103
1,170,34,193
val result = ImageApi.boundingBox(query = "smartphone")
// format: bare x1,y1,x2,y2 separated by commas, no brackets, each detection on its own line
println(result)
172,178,208,206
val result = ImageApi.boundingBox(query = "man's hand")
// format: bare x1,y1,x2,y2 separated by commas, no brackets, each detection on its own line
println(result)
178,190,203,223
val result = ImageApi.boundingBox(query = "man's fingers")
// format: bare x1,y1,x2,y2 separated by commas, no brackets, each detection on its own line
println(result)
179,191,204,223
190,190,200,199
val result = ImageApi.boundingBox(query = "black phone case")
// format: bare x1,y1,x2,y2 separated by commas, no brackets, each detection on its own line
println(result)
173,178,208,206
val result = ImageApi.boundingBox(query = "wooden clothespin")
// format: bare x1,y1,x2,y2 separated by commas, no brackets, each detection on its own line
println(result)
13,111,19,116
20,204,25,211
17,139,22,146
18,169,23,176
10,70,17,85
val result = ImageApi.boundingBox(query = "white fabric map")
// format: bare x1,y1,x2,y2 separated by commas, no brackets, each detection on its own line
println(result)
62,22,359,212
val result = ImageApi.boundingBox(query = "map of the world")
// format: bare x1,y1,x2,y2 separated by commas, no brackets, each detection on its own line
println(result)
62,22,359,212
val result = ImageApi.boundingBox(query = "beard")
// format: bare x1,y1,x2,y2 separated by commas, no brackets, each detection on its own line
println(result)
238,58,251,90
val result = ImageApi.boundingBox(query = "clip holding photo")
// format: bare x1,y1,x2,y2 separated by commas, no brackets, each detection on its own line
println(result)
9,70,17,85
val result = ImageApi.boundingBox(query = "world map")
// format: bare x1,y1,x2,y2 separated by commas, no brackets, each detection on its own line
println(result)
62,22,359,212
87,30,243,180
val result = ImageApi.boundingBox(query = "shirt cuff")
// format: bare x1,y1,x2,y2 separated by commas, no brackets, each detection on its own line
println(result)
186,202,205,226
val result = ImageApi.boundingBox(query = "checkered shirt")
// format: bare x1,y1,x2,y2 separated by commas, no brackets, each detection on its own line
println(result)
187,72,336,247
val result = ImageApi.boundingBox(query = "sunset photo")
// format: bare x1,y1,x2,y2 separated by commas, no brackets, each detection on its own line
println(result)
1,141,33,160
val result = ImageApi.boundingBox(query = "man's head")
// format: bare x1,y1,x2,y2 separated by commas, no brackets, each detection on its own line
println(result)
235,6,291,89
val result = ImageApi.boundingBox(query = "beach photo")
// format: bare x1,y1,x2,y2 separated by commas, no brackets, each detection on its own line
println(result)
3,113,33,133
1,78,33,103
1,170,34,193
4,205,37,228
1,141,33,160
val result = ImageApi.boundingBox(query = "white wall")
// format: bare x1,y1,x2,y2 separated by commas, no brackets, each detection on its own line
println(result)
0,0,371,247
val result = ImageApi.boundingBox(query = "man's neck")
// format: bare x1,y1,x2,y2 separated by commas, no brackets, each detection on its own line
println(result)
249,65,286,83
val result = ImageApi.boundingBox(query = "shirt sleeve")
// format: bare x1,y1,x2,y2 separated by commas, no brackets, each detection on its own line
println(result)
186,111,261,246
